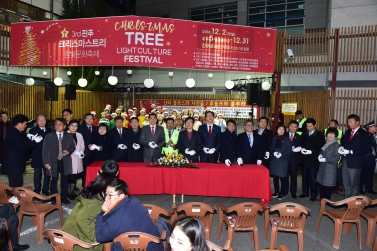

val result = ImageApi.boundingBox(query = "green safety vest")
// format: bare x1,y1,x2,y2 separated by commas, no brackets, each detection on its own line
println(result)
324,128,343,144
162,129,179,155
298,117,307,129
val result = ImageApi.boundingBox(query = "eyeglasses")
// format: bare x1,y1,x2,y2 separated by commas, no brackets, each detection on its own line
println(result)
105,193,121,198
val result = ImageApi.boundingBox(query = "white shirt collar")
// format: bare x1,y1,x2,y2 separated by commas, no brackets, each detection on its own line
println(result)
56,131,63,138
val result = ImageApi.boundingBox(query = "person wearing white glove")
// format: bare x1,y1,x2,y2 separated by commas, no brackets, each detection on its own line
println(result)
109,117,129,162
124,117,144,162
219,119,238,166
88,123,111,161
139,114,165,162
176,117,202,163
270,125,293,200
198,111,220,163
237,119,264,165
316,127,340,200
299,118,326,200
256,117,273,167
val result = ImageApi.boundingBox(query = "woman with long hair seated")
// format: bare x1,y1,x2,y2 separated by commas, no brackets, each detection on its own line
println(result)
61,160,119,251
167,217,210,251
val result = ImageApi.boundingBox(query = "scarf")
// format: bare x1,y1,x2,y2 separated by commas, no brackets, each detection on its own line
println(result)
321,138,338,152
275,134,285,148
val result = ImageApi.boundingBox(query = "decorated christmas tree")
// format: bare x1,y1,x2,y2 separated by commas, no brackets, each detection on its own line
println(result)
18,26,41,66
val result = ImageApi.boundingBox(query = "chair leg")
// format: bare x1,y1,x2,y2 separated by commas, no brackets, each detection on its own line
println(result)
264,216,269,240
366,219,376,248
17,212,23,238
344,222,352,234
37,215,45,243
298,230,304,251
356,220,362,249
315,212,323,233
31,216,37,226
333,221,343,249
228,227,235,247
217,220,223,241
269,225,278,250
253,227,259,251
58,207,64,226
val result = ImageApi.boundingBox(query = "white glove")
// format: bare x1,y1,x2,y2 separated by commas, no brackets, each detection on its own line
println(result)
305,150,312,154
27,133,35,140
273,152,279,157
203,147,209,153
132,143,140,150
225,159,231,166
149,142,155,148
189,150,196,155
257,160,262,165
185,148,190,154
292,147,302,152
237,158,243,165
318,154,323,160
275,153,282,158
264,152,270,159
301,148,311,155
90,144,100,150
34,135,43,143
207,148,216,154
319,157,326,162
75,151,85,158
338,146,350,155
117,144,127,149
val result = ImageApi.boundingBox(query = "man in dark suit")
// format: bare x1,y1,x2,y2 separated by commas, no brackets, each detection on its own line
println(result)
42,118,75,205
219,119,238,166
198,111,221,163
78,113,98,186
125,117,144,162
299,118,326,201
177,117,202,162
3,114,40,187
284,120,302,199
255,116,273,167
28,114,53,195
360,120,377,194
0,111,12,173
62,108,73,132
140,114,165,162
237,119,263,165
339,114,370,198
108,116,128,162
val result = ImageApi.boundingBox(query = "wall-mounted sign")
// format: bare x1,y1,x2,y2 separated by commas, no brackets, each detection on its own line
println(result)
281,103,297,115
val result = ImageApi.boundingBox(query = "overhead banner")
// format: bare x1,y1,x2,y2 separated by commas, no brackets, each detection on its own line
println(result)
10,15,276,73
138,99,260,119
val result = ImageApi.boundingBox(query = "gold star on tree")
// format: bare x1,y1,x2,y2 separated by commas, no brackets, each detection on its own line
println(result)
61,28,69,38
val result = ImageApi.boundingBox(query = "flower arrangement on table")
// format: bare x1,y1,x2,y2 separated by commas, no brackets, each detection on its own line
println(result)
156,152,199,168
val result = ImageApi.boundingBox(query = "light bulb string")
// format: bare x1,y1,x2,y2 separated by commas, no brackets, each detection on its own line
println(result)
148,67,151,79
81,66,84,78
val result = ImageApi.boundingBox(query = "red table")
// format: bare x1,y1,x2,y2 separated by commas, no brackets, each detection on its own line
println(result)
86,162,272,205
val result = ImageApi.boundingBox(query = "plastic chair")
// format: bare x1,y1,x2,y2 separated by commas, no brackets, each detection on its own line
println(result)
207,239,233,251
373,236,377,251
0,218,13,251
143,203,174,224
113,231,161,251
315,196,371,249
44,229,96,250
361,199,377,248
11,187,63,243
266,202,310,251
0,182,19,212
259,244,290,251
217,202,264,250
172,202,216,240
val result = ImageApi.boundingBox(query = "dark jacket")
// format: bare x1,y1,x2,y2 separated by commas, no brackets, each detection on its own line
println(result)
95,197,163,251
287,132,302,166
198,124,221,163
176,129,202,163
219,129,238,163
269,135,292,177
341,127,370,169
78,124,98,166
302,130,326,169
124,128,144,162
89,133,112,161
237,131,263,164
108,127,128,162
29,126,53,168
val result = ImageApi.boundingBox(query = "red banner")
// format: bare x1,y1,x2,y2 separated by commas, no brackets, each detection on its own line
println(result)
10,16,276,73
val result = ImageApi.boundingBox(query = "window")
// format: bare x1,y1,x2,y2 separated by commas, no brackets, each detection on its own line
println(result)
248,0,305,32
190,4,238,24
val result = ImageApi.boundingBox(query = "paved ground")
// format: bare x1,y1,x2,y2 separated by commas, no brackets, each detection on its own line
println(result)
1,164,377,251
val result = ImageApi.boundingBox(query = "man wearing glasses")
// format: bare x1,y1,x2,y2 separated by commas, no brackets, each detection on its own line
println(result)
95,178,163,251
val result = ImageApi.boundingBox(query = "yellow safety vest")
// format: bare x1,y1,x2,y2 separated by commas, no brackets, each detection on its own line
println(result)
162,129,179,155
298,117,307,129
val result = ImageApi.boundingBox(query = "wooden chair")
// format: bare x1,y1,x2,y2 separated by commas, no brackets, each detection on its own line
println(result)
207,239,233,251
11,187,63,243
315,196,371,249
113,231,162,251
0,182,19,212
217,202,264,250
266,202,310,251
373,236,377,251
44,229,96,250
361,199,377,248
259,244,290,251
172,202,216,240
0,218,13,251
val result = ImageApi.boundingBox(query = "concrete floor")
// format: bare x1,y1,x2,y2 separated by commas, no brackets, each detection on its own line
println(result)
1,164,377,251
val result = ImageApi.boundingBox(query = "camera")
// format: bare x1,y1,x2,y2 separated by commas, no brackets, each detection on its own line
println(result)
287,49,294,58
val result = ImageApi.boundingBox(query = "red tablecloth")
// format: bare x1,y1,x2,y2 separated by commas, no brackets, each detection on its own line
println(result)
86,162,272,205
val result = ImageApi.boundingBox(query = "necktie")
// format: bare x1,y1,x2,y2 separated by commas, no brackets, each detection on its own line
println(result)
208,126,212,138
169,130,172,138
151,126,155,138
350,130,355,140
290,133,293,142
118,129,122,138
3,124,6,140
248,134,253,147
88,126,92,135
58,134,63,160
41,128,45,132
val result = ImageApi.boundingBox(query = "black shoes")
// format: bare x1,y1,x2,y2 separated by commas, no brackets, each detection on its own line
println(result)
366,189,377,194
298,194,309,198
5,244,30,251
68,193,77,200
272,193,279,198
277,194,286,200
42,191,50,196
61,198,71,205
309,197,317,201
360,190,366,195
291,194,297,199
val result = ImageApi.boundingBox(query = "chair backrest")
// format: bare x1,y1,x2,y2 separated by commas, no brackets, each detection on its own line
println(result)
224,202,264,227
176,202,215,221
259,244,290,251
207,239,233,251
269,203,310,230
143,203,172,224
341,196,371,221
11,188,38,214
43,229,94,251
0,182,12,205
113,232,161,251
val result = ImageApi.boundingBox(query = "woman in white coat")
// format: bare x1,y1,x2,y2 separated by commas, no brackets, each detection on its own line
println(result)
67,119,85,200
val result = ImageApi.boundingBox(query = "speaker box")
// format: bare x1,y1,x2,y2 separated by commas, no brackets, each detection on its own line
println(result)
65,84,76,100
260,91,271,107
45,81,58,101
247,83,261,105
